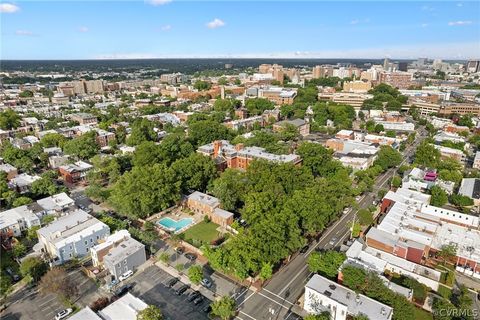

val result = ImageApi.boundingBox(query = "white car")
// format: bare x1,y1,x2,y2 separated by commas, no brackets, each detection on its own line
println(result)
55,308,73,320
118,270,133,281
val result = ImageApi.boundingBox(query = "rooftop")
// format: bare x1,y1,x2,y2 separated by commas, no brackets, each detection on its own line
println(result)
305,274,393,320
188,191,220,208
103,237,145,265
99,293,147,320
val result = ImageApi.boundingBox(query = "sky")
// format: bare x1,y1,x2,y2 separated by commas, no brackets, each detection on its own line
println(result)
1,0,479,60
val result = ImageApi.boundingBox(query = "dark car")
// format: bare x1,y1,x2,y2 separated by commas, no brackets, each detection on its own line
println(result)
115,284,133,297
202,304,212,313
175,284,189,295
300,245,309,253
166,277,178,288
184,253,197,261
187,291,200,302
175,247,184,255
5,268,20,282
193,295,204,305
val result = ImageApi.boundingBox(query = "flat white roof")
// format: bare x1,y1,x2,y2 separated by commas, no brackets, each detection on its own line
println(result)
99,293,147,320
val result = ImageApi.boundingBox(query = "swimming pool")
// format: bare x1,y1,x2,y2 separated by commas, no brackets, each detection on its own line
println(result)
157,217,194,233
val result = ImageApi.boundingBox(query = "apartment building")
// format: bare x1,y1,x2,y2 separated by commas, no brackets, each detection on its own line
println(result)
58,160,93,184
8,173,40,194
273,118,310,136
433,144,466,162
197,140,301,171
258,87,297,105
36,192,75,215
37,209,110,264
304,274,393,320
343,80,372,93
378,71,413,89
103,236,146,280
0,205,41,237
374,188,480,279
225,115,264,131
95,128,116,147
317,92,373,110
186,191,234,227
69,113,98,125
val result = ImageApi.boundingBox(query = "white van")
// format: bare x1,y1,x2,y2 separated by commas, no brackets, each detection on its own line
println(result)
118,270,133,281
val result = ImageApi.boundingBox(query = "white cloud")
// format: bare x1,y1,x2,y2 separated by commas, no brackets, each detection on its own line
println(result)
421,5,435,12
146,0,171,6
206,18,225,29
421,23,429,28
0,3,20,13
91,41,480,60
15,30,34,36
78,26,89,33
161,24,171,31
457,3,463,7
448,20,472,26
350,19,359,25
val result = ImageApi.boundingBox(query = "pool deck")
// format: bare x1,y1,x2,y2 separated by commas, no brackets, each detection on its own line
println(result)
152,207,204,235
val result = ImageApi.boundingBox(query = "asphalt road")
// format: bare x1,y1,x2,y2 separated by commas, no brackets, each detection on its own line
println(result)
236,130,427,320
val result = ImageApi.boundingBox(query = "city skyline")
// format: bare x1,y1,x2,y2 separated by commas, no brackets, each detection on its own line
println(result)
1,0,479,60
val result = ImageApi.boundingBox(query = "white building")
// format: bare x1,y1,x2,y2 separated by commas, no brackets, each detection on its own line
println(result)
37,210,110,264
0,205,41,237
99,293,147,320
304,274,393,320
36,192,75,214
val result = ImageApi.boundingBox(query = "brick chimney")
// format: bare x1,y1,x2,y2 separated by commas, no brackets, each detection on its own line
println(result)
213,140,222,157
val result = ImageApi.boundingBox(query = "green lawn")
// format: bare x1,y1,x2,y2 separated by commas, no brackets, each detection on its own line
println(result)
414,307,433,320
181,221,220,247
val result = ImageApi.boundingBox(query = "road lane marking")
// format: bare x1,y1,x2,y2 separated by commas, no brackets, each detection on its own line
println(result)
258,292,291,310
261,289,294,305
236,291,256,306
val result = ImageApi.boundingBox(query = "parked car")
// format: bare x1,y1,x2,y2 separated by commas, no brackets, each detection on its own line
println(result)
329,237,338,246
54,308,73,320
118,270,133,281
175,247,184,255
166,278,178,287
115,284,133,297
5,268,20,282
193,296,204,305
184,253,197,261
175,284,189,295
187,291,200,302
202,303,212,313
300,245,309,254
201,278,212,288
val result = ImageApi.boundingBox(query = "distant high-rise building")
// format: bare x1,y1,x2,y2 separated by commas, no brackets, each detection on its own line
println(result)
225,63,233,69
467,60,480,73
383,58,390,70
398,62,408,72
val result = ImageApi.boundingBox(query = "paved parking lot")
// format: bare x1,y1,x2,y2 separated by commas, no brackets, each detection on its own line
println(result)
1,268,106,320
130,265,211,320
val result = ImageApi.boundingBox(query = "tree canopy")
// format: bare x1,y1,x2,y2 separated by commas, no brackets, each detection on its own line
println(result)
0,109,21,130
307,251,346,279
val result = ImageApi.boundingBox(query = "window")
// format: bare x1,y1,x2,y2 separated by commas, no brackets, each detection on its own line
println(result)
97,235,99,240
84,240,87,245
86,248,89,252
69,253,72,258
124,260,127,265
90,238,93,243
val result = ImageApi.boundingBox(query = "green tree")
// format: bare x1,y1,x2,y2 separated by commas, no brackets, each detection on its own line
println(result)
415,141,441,168
63,131,100,160
20,257,48,282
259,262,273,281
245,98,275,115
391,175,402,188
357,209,374,226
304,313,330,320
0,109,21,130
188,120,232,147
188,265,203,285
430,186,448,207
127,118,157,146
307,251,346,279
12,196,33,208
12,242,27,258
172,153,217,193
211,169,246,211
438,244,457,263
449,194,474,207
432,297,456,320
194,80,212,91
137,305,163,320
211,296,236,320
31,173,63,198
374,146,402,171
40,133,67,148
109,164,181,218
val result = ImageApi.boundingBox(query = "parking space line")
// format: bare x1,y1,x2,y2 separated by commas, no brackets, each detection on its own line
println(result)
38,297,57,308
238,311,257,320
